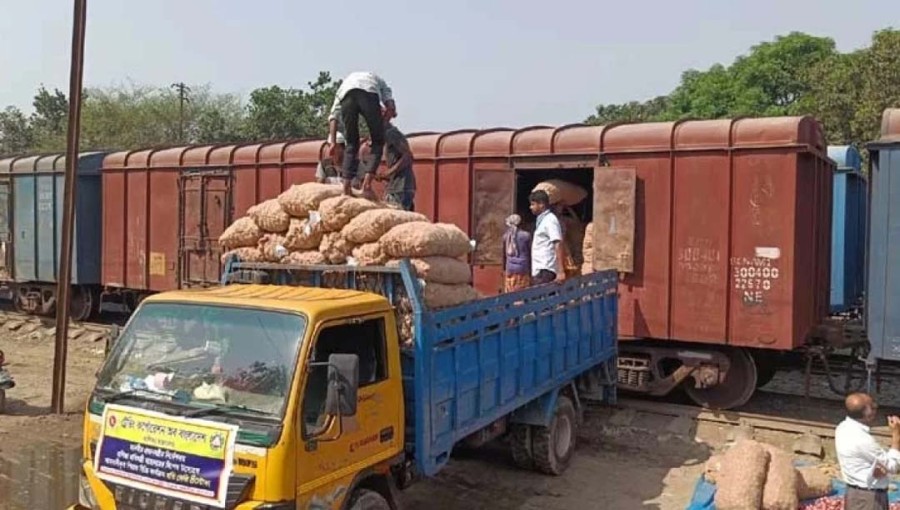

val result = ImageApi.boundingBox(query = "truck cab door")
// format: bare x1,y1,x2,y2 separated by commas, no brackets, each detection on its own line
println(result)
591,166,637,273
296,313,404,507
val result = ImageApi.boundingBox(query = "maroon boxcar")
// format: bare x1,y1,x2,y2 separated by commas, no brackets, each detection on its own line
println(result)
100,116,833,408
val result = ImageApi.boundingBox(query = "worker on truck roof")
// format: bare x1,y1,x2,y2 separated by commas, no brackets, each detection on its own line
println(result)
376,110,416,211
529,190,566,285
327,71,396,198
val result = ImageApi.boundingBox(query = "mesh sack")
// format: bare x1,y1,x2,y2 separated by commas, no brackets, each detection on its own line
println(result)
283,250,328,266
796,466,832,500
421,282,479,309
277,183,345,218
319,232,356,264
380,222,472,259
342,209,428,244
533,179,588,206
761,445,799,510
582,222,594,274
258,234,289,262
714,439,770,510
352,243,388,266
387,257,471,284
283,218,324,251
220,247,263,264
318,195,383,232
219,217,262,250
704,454,723,484
248,199,290,233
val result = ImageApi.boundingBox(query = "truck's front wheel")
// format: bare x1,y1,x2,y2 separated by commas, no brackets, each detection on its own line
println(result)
532,395,577,476
348,489,391,510
509,423,534,469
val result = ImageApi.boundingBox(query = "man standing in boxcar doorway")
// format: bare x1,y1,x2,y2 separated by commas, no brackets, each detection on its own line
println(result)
326,71,396,198
835,392,900,510
529,190,566,285
377,111,416,211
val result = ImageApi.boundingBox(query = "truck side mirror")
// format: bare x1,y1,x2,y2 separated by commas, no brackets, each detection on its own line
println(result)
324,354,359,417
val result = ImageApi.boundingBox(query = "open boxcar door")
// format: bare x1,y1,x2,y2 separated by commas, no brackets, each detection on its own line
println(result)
179,168,233,288
591,167,636,274
0,179,10,283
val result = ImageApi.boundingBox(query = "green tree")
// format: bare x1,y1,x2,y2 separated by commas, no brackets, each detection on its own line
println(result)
586,96,670,125
244,71,341,140
852,29,900,144
30,85,69,151
0,107,34,156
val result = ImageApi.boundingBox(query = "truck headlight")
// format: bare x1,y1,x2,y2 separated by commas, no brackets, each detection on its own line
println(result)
78,469,100,510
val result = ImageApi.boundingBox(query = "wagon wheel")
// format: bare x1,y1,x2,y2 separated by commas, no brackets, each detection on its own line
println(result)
684,347,758,410
70,287,96,322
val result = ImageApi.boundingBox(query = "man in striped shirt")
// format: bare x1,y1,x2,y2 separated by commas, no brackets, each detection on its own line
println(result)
327,71,397,197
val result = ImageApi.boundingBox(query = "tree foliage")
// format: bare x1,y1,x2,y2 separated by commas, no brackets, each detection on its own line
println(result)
0,71,343,156
586,29,900,146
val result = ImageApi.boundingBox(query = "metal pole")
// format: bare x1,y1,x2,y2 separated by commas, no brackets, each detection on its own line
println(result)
51,0,87,414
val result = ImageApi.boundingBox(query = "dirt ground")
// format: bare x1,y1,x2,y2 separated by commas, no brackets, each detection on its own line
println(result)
0,328,866,510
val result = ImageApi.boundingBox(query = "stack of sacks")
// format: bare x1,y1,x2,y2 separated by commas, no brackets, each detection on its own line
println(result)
532,179,588,207
707,439,833,509
218,183,479,314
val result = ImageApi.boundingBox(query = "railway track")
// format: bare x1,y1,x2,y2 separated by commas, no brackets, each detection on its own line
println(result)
0,310,119,345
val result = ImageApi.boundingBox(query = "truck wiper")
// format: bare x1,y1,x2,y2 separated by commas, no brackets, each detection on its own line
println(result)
184,403,273,419
96,387,175,403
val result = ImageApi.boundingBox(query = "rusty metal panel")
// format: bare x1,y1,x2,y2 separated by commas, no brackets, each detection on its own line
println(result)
124,169,149,289
436,160,471,231
179,169,231,287
148,170,180,291
604,154,672,340
670,153,730,343
472,169,514,265
591,167,635,273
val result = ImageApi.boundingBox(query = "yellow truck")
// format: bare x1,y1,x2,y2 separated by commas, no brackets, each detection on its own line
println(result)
72,261,618,509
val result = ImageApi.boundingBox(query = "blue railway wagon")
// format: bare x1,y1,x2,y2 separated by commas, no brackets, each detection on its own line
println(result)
9,152,106,320
827,145,867,313
0,157,16,286
866,110,900,362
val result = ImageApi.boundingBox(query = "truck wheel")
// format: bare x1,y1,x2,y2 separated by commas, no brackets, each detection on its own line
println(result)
532,395,577,476
509,423,534,469
348,489,391,510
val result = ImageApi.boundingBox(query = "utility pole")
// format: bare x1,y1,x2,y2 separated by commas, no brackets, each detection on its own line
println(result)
171,82,191,143
51,0,87,414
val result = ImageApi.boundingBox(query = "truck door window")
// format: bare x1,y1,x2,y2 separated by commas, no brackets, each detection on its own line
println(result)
301,317,387,435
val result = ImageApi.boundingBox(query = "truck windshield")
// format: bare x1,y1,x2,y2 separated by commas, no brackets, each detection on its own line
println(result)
95,302,306,419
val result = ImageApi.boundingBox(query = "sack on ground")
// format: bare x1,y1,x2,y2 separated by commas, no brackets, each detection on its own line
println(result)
318,195,382,232
714,439,770,510
421,282,479,309
380,222,472,259
704,454,723,484
283,218,324,251
219,217,262,250
386,257,471,284
761,445,799,510
283,250,327,266
277,183,344,217
533,179,588,206
258,234,288,262
795,466,833,500
352,243,388,266
342,209,428,244
248,199,290,233
320,231,356,264
220,247,263,264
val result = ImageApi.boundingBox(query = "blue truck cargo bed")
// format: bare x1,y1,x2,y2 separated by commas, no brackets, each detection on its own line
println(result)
221,259,618,478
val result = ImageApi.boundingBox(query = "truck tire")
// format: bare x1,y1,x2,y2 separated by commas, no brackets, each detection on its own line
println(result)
532,395,577,476
509,423,534,469
348,488,391,510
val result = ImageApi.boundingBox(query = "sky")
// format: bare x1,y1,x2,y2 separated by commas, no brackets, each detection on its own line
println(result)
1,0,899,133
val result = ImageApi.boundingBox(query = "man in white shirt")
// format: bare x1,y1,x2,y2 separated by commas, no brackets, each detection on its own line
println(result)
835,392,900,510
528,190,566,285
326,71,396,197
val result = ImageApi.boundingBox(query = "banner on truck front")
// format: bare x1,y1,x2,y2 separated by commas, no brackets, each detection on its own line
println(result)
93,403,239,508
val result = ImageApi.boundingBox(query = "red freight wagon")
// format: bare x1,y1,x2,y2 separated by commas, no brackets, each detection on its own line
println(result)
100,116,833,409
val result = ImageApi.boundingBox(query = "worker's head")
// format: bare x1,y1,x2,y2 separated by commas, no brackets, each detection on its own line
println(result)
846,392,878,424
529,190,551,216
505,214,522,228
